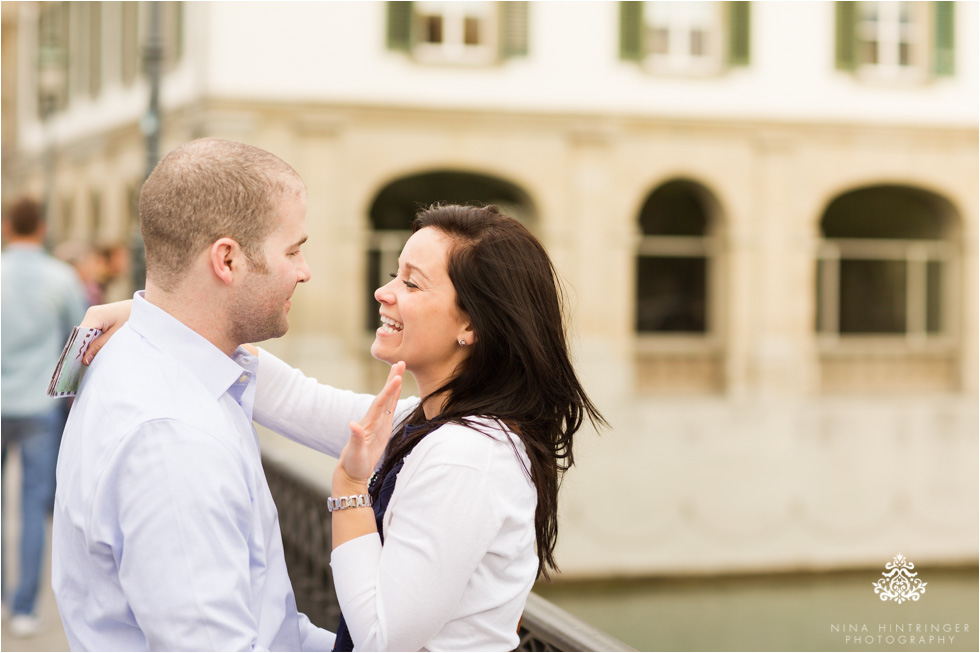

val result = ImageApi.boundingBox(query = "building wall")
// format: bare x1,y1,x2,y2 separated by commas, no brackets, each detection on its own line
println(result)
3,1,977,579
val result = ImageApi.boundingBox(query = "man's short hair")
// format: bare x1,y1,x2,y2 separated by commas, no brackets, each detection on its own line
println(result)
4,197,44,236
139,138,305,291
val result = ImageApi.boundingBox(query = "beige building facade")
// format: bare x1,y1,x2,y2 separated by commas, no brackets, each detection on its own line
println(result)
2,1,977,579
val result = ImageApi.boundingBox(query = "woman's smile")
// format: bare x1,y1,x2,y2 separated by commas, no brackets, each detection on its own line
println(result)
378,314,404,335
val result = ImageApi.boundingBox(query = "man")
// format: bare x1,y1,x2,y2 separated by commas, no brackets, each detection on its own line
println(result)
52,139,335,650
1,197,88,637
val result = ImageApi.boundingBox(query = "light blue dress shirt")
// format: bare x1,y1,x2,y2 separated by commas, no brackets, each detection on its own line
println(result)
52,292,335,651
1,243,88,417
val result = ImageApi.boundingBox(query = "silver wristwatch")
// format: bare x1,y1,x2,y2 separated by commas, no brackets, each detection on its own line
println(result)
327,493,373,512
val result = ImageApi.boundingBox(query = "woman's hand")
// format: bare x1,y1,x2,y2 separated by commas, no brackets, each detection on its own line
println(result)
334,361,406,491
80,300,134,365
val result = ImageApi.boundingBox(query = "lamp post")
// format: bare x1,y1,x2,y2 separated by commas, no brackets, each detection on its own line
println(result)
131,1,163,291
37,9,65,246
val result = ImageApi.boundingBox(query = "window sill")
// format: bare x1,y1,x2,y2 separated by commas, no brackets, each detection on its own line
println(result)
818,341,959,394
635,335,723,394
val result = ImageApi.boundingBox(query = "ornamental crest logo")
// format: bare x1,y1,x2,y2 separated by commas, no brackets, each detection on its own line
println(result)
872,554,927,604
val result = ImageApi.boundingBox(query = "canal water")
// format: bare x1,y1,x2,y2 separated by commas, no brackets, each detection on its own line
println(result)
534,567,978,651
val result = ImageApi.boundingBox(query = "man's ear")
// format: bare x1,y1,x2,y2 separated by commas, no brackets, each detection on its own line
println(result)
209,238,241,286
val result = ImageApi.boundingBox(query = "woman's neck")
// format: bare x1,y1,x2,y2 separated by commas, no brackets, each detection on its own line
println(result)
420,392,447,420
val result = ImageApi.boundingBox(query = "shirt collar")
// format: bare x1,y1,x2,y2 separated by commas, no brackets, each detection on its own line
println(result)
127,291,257,406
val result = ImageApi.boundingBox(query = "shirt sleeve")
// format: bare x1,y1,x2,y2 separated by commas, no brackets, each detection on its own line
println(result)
252,347,417,458
297,613,336,651
96,419,266,651
329,459,504,651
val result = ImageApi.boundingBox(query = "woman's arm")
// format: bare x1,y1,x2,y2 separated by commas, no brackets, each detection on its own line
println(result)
77,302,418,458
253,349,416,458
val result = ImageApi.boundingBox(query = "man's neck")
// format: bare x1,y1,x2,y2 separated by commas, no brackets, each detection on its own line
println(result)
144,283,238,357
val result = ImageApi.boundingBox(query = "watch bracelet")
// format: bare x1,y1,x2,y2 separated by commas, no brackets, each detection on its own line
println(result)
327,493,373,512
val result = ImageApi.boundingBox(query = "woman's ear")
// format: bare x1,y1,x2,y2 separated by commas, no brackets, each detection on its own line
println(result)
459,321,477,347
209,238,241,286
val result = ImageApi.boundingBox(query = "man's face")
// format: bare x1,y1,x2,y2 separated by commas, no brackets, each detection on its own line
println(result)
230,190,311,345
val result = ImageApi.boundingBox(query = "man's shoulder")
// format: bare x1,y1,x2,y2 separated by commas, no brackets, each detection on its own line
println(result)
78,326,222,425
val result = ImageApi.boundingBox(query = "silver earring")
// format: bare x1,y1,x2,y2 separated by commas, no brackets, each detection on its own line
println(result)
458,339,466,346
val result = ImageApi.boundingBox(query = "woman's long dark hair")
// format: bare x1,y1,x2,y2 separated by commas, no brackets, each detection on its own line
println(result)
370,203,607,578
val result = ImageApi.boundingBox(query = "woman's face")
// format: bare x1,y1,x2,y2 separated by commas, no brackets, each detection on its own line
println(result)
371,227,473,396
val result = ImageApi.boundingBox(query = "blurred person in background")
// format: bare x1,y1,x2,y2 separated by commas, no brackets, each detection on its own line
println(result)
1,197,88,638
97,242,132,303
54,241,106,307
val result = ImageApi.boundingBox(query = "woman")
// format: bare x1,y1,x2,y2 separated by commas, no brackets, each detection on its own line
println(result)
81,204,605,651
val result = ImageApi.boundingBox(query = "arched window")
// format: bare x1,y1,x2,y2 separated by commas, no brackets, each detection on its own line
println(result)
634,179,723,394
636,180,717,334
817,185,956,339
817,185,960,393
366,171,534,332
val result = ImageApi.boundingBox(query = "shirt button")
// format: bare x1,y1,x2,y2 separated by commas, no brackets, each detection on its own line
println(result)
238,374,249,384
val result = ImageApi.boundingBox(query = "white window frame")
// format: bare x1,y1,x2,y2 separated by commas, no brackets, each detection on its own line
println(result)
855,1,930,83
635,233,721,339
817,238,956,347
641,1,724,76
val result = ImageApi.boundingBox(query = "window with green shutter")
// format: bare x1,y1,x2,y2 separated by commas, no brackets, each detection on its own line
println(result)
933,1,954,75
387,2,413,52
727,2,750,67
835,1,955,80
619,1,750,75
386,1,528,64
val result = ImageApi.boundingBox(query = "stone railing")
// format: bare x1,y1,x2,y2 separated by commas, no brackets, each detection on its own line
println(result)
263,455,634,652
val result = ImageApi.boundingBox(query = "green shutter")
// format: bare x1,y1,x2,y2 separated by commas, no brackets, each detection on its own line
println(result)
500,2,529,58
620,1,643,61
934,1,955,76
387,1,413,52
834,1,857,70
727,1,751,66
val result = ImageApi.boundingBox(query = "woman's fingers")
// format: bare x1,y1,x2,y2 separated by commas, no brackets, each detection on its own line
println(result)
339,421,375,484
379,361,405,411
82,338,105,366
82,324,119,365
80,300,133,365
349,420,368,446
344,362,405,477
383,360,404,386
366,362,404,422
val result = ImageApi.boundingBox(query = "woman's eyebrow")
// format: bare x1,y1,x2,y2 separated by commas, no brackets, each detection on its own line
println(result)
400,261,431,282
